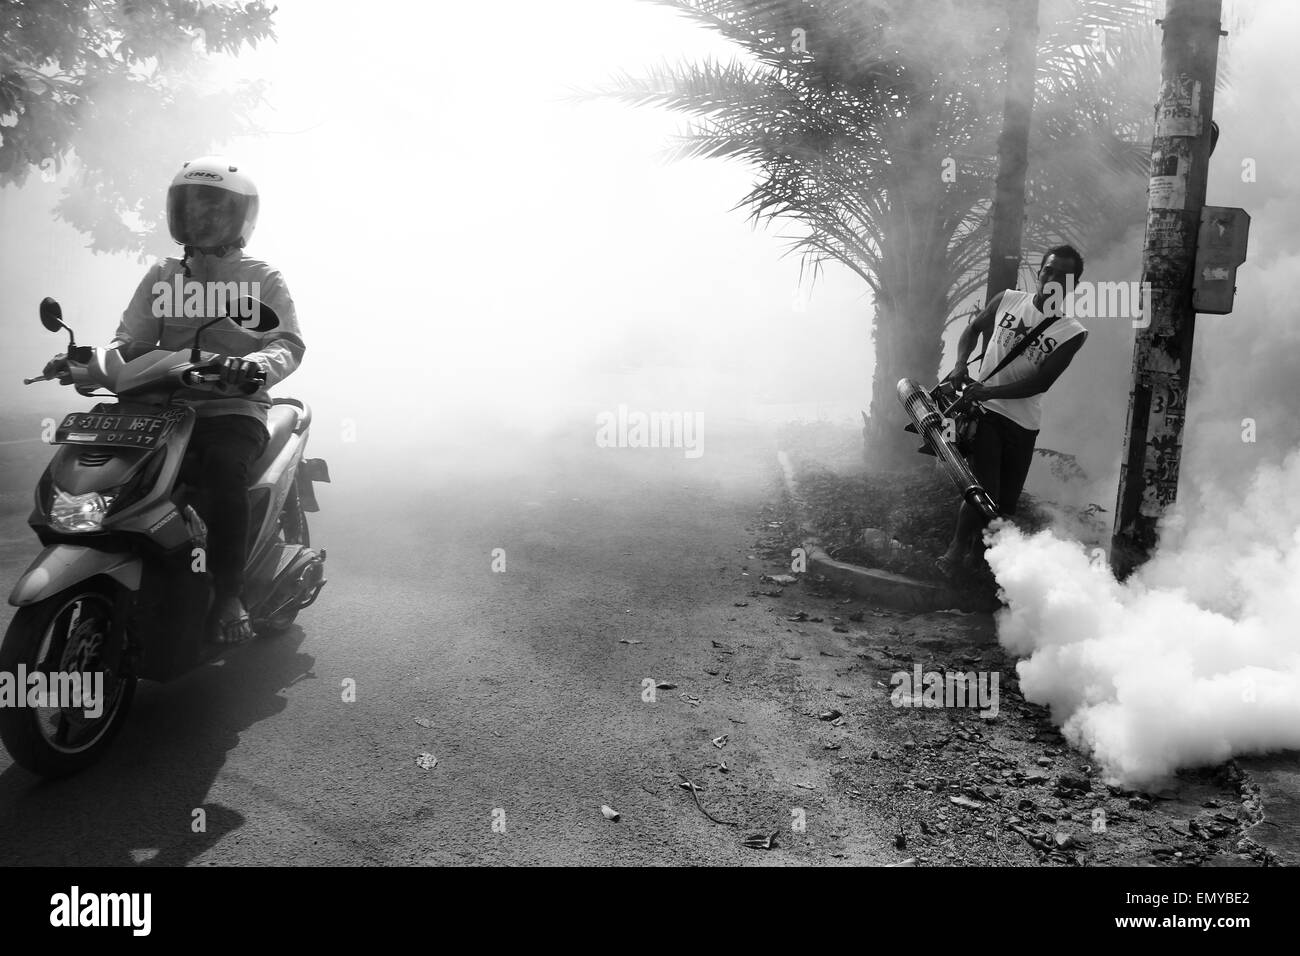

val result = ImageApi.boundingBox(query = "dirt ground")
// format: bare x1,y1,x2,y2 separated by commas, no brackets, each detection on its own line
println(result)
702,491,1278,867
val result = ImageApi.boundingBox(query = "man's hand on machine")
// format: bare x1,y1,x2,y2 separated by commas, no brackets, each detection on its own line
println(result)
950,381,991,412
942,365,972,386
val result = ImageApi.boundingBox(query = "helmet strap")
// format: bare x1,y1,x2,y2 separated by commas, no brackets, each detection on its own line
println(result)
181,240,244,277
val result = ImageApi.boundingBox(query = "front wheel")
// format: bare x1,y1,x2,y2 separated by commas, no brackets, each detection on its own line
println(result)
0,581,136,778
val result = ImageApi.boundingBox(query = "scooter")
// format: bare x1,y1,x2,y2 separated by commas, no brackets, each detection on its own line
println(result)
0,297,330,777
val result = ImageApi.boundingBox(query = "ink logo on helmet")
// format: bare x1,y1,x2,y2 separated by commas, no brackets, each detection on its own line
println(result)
184,169,223,182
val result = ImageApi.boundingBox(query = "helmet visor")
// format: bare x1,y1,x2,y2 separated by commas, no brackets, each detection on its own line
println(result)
166,183,252,248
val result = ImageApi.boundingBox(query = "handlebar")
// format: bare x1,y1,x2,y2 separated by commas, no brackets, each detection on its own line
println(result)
184,362,267,390
24,351,266,393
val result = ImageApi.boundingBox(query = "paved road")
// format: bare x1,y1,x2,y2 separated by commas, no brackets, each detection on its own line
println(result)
2,422,1295,867
0,423,883,866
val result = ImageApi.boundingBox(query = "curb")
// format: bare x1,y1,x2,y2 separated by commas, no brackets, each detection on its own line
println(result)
776,449,995,614
806,546,993,613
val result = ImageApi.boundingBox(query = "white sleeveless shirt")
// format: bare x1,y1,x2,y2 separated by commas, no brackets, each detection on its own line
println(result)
975,290,1086,431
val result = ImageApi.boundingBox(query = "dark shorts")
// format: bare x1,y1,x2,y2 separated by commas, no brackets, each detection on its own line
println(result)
968,410,1038,516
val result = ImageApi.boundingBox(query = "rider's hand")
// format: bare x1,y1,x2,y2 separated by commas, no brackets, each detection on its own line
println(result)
218,356,266,393
42,354,71,384
954,382,990,410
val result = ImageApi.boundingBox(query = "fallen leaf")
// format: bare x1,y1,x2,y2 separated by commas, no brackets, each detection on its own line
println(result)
619,639,643,645
655,681,677,690
742,831,779,850
712,734,729,749
414,717,433,728
415,752,438,770
949,795,983,810
818,709,843,721
601,805,621,822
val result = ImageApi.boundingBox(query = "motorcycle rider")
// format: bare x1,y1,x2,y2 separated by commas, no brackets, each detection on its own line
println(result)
45,157,305,644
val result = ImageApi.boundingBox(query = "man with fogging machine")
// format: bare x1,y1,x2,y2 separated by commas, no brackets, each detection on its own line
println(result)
934,245,1089,575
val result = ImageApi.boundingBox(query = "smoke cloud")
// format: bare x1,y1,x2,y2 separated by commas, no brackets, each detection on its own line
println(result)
983,0,1300,788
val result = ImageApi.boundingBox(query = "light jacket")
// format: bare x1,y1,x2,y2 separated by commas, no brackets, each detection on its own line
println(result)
111,248,305,429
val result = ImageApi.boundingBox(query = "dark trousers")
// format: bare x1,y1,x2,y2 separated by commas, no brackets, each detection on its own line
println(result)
968,410,1038,516
180,415,269,600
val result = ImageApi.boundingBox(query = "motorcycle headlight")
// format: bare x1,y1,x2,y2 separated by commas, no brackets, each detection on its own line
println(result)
49,488,118,533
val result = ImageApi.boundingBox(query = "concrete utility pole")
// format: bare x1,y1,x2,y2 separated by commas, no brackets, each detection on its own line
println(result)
1110,0,1224,580
984,0,1040,305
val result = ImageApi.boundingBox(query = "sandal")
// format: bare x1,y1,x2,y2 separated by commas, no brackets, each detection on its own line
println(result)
210,598,254,645
934,554,960,578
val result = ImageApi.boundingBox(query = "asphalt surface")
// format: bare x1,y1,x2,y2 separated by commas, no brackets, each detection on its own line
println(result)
0,423,879,866
0,420,1294,868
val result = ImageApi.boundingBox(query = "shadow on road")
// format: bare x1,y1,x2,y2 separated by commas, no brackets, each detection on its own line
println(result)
0,626,314,866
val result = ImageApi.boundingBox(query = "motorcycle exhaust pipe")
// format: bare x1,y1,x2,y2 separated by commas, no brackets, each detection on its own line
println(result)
895,378,999,522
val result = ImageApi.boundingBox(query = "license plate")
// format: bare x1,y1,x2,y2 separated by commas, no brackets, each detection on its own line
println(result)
55,412,172,448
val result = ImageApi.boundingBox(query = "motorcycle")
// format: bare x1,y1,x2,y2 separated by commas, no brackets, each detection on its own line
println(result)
0,297,330,777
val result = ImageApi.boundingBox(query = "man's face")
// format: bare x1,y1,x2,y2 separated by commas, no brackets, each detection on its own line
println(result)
1037,253,1078,298
176,185,239,246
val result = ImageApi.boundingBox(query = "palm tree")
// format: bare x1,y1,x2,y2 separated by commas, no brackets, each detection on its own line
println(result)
597,0,1156,468
986,0,1040,305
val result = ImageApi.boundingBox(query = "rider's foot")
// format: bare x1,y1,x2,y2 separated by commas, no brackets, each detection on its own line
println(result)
210,595,254,645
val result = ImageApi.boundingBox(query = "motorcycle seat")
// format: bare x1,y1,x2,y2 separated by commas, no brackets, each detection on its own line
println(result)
249,404,300,484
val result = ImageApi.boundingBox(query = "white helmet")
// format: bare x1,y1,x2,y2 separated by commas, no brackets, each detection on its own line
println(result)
166,156,259,249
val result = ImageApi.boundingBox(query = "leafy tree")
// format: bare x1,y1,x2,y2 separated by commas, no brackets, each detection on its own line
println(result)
600,0,1157,468
0,0,277,257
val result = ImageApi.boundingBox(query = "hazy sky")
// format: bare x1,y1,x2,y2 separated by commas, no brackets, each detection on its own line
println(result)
1,0,1292,491
1,0,871,453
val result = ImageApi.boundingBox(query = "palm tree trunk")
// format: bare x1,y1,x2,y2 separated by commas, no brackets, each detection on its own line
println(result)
985,0,1040,301
864,285,949,470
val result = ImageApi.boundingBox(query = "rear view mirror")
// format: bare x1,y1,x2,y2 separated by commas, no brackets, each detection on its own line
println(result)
39,297,65,333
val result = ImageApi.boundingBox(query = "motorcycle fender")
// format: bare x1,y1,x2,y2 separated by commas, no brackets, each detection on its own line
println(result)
8,545,143,607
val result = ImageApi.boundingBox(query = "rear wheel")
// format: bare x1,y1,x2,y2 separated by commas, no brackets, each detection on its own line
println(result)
0,582,136,777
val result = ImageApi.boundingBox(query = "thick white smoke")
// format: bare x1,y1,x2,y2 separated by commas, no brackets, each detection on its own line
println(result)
978,0,1300,789
985,447,1300,787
